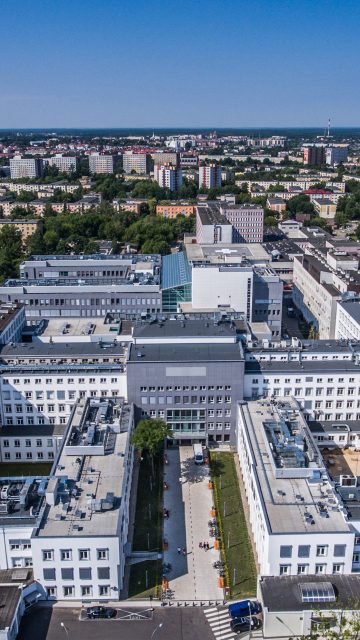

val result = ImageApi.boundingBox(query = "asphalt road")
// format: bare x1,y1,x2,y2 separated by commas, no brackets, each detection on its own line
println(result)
17,604,215,640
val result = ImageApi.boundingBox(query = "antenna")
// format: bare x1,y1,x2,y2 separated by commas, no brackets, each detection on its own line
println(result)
327,117,331,138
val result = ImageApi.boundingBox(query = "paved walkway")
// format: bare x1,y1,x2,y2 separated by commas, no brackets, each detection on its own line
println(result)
163,446,224,601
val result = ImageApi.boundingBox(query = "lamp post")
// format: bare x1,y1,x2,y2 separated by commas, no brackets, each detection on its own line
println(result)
60,622,69,639
150,622,164,640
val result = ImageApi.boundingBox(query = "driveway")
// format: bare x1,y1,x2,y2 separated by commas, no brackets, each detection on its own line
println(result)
163,446,224,601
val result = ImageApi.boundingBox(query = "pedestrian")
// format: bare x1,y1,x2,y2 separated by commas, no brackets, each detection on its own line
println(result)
203,541,207,550
182,547,186,556
199,542,203,549
207,542,210,550
177,546,181,554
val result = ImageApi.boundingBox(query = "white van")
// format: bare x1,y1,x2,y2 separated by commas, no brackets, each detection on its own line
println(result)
193,443,204,465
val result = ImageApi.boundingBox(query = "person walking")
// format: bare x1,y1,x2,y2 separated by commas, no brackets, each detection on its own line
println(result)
182,547,186,556
199,542,203,549
177,546,181,555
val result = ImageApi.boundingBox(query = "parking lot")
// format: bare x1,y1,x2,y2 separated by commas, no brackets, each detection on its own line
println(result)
163,446,224,601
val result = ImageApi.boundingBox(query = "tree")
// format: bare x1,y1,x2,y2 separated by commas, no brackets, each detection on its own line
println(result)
131,418,172,475
0,225,23,280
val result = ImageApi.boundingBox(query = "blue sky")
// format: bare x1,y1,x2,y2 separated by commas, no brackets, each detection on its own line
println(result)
0,0,359,127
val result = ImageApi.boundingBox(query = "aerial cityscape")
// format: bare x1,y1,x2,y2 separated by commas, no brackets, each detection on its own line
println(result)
1,1,360,639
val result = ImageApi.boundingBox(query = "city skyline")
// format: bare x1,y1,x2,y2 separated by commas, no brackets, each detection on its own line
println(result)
1,0,360,128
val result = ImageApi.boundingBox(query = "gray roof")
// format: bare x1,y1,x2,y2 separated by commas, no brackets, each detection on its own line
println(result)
245,360,360,373
308,420,360,434
0,424,65,437
128,342,243,363
133,319,237,340
260,575,360,612
0,341,124,358
339,299,360,324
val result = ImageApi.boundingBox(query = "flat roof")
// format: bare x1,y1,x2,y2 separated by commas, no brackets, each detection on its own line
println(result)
245,359,360,374
186,241,270,264
339,299,360,324
133,318,237,340
128,341,243,363
196,203,230,226
40,317,132,339
0,303,23,334
240,398,350,534
0,341,125,359
37,399,132,538
260,575,360,612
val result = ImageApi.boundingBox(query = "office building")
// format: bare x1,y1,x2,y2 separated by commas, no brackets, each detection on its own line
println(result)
43,155,79,174
154,164,183,191
196,204,233,244
335,297,360,341
313,198,337,219
220,203,264,243
123,152,151,175
10,157,43,179
303,146,326,166
89,154,116,175
126,318,244,446
237,397,354,577
31,397,134,601
199,163,221,189
0,302,26,344
293,251,360,339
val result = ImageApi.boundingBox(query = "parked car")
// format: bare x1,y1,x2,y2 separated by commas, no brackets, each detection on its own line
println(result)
228,599,261,618
230,615,262,633
86,606,117,619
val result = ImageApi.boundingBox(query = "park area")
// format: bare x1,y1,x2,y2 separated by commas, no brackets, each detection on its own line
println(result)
210,451,257,599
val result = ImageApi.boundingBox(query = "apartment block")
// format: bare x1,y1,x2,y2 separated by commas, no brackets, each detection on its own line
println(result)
303,146,326,166
156,203,195,218
89,154,116,175
220,203,264,243
154,164,183,191
10,157,43,179
43,155,79,174
198,163,221,189
122,152,151,175
0,219,39,242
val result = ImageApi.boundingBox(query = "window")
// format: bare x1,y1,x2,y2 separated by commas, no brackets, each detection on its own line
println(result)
79,568,92,580
81,586,92,597
334,544,346,557
79,549,90,561
46,587,57,598
279,565,291,576
315,564,326,574
97,548,108,560
297,565,308,575
43,568,56,581
61,568,74,580
3,440,9,448
99,585,110,597
332,564,343,574
97,567,110,579
60,549,72,561
63,586,74,597
298,545,310,558
316,545,328,557
280,546,292,558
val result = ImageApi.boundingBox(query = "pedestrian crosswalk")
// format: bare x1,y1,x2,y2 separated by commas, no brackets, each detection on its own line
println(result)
203,607,237,640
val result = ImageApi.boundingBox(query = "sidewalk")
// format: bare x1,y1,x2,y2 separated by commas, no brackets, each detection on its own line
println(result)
163,446,224,601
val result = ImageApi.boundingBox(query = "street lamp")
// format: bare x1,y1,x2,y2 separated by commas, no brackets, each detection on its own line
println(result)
60,622,69,639
151,622,164,640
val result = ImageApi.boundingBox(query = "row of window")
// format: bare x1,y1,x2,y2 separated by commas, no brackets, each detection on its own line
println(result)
254,376,356,384
3,452,53,460
280,563,344,576
280,544,346,559
43,566,109,581
3,438,53,448
141,396,231,406
43,548,108,561
140,385,232,392
4,377,119,386
46,585,110,598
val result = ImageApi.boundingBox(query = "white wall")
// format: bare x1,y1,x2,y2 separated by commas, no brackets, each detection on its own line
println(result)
192,266,253,316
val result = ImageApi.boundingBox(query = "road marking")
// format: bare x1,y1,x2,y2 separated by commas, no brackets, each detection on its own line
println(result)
204,607,236,640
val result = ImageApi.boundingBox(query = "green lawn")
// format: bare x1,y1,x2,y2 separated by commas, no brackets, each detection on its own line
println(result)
0,463,53,477
210,452,257,599
129,452,163,598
